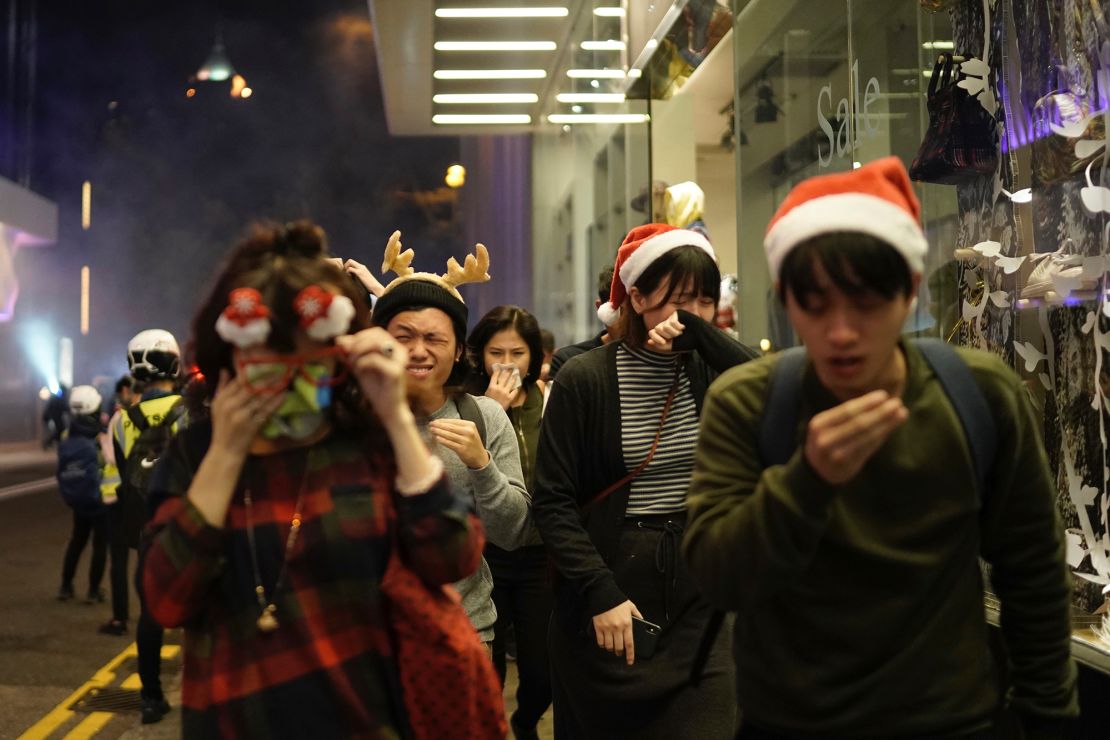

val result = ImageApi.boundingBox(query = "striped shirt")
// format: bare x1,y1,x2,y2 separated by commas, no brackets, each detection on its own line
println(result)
617,344,699,515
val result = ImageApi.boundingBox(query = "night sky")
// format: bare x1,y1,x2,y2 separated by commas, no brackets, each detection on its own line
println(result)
22,0,461,382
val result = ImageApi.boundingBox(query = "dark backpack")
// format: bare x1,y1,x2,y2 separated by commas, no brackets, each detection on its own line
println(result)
120,401,185,549
56,435,103,517
691,338,997,686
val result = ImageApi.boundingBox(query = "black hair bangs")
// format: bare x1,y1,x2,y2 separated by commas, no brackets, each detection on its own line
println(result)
778,233,913,309
637,244,721,309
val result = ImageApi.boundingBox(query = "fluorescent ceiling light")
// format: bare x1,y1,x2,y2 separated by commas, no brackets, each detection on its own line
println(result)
436,7,569,18
548,113,649,124
581,40,626,51
434,114,533,124
434,41,557,51
627,68,642,78
556,93,626,103
922,40,955,50
567,69,626,79
594,7,625,16
434,69,547,80
433,93,539,104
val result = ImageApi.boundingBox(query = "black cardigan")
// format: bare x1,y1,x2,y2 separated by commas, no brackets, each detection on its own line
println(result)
532,311,758,631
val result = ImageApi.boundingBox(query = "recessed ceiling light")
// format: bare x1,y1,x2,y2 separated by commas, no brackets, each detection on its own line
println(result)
434,41,557,52
435,7,569,18
590,80,600,88
434,114,533,125
571,105,583,113
556,93,626,103
594,7,625,16
434,69,547,80
548,113,649,124
567,69,625,78
581,40,626,51
433,93,539,104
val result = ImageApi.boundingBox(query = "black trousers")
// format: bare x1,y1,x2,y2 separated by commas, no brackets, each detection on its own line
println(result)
106,506,130,623
61,510,108,591
486,543,553,728
135,546,165,701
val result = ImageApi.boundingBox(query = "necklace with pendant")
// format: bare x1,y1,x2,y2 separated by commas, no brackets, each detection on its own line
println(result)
243,454,312,634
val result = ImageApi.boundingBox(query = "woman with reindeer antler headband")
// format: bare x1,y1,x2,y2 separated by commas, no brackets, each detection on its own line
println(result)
372,230,533,652
139,221,505,738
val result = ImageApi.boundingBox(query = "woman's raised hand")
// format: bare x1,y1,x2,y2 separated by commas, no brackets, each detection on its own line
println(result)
646,311,686,352
210,370,286,457
484,367,519,410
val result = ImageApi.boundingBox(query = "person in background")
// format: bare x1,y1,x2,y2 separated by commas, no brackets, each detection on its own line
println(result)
539,328,556,383
466,305,552,740
684,158,1077,739
371,231,531,649
56,385,109,604
533,223,758,739
99,329,184,726
548,264,615,380
42,385,70,449
113,376,136,412
142,221,488,736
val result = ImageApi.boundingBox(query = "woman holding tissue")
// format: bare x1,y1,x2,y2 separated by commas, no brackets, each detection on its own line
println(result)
466,305,552,739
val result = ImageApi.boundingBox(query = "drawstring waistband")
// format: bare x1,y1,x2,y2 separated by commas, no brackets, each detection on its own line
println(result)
630,516,684,622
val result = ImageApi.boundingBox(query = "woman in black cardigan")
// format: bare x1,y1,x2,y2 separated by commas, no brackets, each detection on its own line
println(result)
533,224,757,739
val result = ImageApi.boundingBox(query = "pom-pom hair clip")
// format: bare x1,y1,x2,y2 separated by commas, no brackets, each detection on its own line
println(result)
293,285,355,341
216,287,273,349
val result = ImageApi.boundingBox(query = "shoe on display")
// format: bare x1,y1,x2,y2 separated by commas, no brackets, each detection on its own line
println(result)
57,584,75,602
85,588,106,604
97,619,127,636
140,697,171,724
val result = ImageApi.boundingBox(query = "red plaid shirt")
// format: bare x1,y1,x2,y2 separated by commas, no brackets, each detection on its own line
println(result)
142,422,484,738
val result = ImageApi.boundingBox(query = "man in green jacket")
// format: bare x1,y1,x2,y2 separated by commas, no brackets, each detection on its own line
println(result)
684,157,1077,739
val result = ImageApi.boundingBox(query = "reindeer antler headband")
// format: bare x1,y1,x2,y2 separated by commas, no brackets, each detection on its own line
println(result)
371,230,492,336
379,230,491,299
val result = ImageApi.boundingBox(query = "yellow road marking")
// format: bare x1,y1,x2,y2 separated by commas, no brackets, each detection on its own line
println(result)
16,642,137,740
119,674,142,691
61,712,114,740
160,644,180,659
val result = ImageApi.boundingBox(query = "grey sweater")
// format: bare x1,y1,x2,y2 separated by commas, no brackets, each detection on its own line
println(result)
425,394,531,641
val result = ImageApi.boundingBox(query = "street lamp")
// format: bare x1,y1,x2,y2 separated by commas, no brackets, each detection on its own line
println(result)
191,33,251,99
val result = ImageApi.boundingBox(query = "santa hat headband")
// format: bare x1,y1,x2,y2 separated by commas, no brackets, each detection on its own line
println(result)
763,156,927,282
215,285,355,349
598,224,716,325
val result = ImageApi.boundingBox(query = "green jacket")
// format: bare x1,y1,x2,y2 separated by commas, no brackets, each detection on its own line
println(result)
684,341,1077,738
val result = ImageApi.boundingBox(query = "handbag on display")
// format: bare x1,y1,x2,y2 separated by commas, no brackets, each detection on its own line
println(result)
1031,91,1105,184
910,53,999,185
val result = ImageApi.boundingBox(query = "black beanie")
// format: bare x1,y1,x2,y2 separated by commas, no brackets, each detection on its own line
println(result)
371,278,469,341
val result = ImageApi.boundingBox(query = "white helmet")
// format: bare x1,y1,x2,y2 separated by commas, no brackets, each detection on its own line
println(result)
127,329,181,381
69,385,103,416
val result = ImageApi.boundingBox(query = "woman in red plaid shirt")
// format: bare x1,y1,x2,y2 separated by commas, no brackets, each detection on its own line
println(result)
141,222,488,738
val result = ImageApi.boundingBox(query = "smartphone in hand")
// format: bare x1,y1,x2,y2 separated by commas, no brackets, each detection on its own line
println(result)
631,616,662,659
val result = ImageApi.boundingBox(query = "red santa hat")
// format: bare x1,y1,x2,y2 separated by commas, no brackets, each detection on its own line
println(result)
763,156,927,281
597,223,716,325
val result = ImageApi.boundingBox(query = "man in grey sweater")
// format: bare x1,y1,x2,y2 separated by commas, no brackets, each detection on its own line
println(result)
372,263,530,643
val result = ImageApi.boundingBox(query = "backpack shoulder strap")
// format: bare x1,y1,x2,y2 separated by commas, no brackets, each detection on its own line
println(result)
758,347,808,467
126,404,150,433
453,393,487,447
913,338,996,504
164,399,186,429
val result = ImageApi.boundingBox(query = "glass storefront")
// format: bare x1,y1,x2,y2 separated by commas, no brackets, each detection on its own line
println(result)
532,0,1110,664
